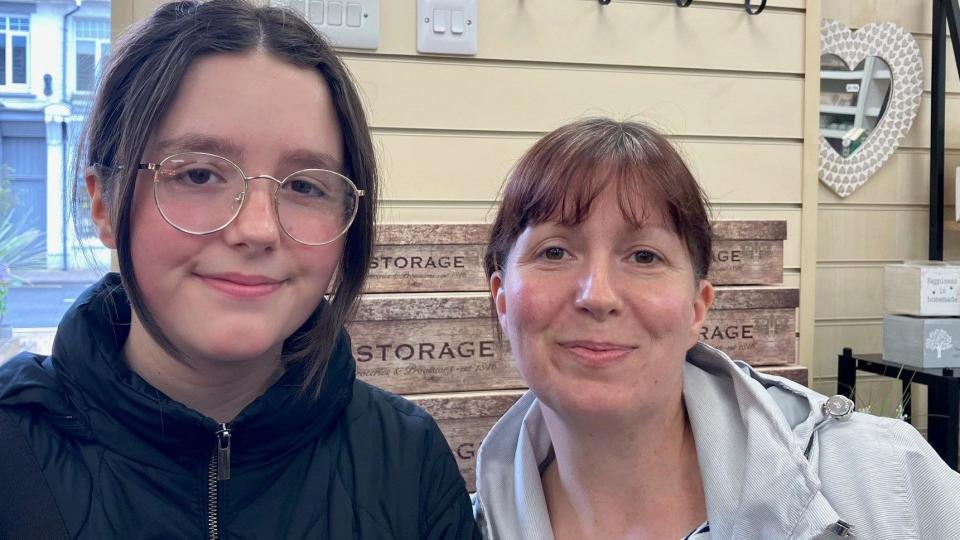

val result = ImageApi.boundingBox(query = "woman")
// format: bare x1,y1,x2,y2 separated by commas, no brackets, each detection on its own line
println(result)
0,1,477,538
474,118,960,539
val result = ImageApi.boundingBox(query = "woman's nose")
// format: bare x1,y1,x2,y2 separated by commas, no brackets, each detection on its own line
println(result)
222,179,282,250
573,261,623,320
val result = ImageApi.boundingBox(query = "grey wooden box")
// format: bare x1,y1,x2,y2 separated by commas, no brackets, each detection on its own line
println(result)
883,314,960,369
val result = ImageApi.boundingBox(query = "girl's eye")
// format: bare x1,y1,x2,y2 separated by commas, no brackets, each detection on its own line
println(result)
286,179,325,197
632,250,660,264
542,246,567,261
181,167,220,185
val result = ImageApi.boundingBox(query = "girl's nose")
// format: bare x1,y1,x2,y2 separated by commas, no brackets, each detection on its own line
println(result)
221,178,282,250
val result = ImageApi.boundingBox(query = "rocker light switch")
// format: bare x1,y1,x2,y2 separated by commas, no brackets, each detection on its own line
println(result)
417,0,477,55
273,0,379,50
450,10,465,34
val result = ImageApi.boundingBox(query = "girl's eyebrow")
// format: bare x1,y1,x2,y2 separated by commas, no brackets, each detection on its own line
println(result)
154,134,343,172
154,134,242,158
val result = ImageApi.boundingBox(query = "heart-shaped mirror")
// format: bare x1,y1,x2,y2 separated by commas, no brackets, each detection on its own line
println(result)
820,55,892,158
819,20,923,198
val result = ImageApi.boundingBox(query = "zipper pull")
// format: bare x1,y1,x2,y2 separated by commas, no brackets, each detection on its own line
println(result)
216,423,232,481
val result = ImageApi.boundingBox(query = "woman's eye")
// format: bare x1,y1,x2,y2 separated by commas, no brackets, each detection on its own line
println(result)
632,250,660,264
542,246,566,260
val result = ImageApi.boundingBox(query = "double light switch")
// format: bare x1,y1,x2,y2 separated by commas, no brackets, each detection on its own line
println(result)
417,0,477,55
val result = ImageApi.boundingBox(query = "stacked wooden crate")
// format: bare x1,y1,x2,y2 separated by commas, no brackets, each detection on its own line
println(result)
348,221,801,489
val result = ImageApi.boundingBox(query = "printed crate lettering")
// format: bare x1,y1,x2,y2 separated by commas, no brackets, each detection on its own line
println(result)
700,287,799,366
366,224,487,293
411,391,524,492
349,295,523,394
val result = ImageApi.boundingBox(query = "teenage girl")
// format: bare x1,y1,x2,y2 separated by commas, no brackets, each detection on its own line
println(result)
0,1,478,538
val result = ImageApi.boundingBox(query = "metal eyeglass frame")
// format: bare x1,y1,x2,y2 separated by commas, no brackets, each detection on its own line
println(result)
137,151,365,246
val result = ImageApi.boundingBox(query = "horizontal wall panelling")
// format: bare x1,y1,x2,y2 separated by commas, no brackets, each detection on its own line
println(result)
347,57,804,139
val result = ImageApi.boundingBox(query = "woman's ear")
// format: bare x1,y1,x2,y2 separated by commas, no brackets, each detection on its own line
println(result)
85,167,116,249
490,270,508,330
690,279,714,339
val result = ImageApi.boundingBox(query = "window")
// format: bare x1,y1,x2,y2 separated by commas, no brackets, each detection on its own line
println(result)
74,18,110,93
0,15,29,90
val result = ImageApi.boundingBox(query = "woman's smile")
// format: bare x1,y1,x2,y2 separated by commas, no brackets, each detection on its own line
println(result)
558,340,637,367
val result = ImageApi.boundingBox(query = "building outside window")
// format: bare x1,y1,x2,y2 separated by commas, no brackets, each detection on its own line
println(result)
0,15,29,91
73,17,109,93
0,1,111,360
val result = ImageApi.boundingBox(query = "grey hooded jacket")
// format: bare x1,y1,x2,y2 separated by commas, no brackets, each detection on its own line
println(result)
473,343,960,539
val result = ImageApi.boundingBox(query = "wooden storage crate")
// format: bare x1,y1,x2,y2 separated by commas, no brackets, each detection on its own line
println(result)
410,391,523,492
349,287,799,394
364,221,786,293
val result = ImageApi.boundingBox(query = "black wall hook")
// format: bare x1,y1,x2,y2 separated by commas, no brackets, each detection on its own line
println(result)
672,0,765,13
744,0,766,14
598,0,611,4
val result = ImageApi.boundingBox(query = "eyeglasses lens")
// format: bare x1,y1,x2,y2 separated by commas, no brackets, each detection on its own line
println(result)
153,152,358,245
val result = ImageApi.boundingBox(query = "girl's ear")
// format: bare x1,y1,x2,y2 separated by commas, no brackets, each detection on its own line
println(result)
85,167,117,249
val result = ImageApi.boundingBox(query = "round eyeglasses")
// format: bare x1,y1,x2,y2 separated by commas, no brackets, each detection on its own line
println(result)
137,152,364,246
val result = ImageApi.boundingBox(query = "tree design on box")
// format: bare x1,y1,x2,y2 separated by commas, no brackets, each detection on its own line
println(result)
925,329,954,359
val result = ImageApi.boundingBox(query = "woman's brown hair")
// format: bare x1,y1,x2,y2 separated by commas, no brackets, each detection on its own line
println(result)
484,117,712,283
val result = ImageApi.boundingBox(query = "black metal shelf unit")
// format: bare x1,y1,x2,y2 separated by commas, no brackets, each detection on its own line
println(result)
929,0,960,260
837,348,960,470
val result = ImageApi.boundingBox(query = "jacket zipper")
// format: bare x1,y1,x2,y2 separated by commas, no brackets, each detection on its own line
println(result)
207,423,232,540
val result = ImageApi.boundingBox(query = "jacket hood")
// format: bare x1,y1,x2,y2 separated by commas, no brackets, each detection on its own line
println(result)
474,343,846,539
682,344,842,538
0,273,356,473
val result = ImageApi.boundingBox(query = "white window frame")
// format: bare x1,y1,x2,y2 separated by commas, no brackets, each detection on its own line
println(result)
0,15,30,92
72,17,110,95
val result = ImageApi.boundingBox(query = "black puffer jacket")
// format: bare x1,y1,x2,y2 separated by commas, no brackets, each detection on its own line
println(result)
0,274,478,539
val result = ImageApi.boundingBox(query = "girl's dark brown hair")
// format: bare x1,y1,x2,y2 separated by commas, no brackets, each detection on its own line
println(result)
484,117,712,283
76,0,377,396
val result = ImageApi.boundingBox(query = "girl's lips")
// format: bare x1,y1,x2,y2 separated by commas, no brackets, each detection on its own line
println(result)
199,275,283,299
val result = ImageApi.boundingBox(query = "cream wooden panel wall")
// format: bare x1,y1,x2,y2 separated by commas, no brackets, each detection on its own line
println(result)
117,0,817,365
817,2,960,431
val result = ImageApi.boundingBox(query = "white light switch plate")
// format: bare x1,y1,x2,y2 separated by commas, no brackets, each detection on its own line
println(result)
417,0,477,55
273,0,379,50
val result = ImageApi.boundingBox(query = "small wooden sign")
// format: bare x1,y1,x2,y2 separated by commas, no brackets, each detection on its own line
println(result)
365,221,786,293
411,391,524,492
350,287,799,394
